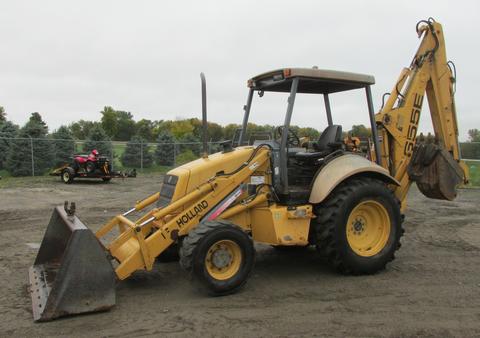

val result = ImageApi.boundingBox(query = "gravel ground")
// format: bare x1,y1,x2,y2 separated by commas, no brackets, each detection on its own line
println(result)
0,174,479,337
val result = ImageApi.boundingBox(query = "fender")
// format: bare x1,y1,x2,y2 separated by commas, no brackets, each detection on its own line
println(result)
309,154,399,204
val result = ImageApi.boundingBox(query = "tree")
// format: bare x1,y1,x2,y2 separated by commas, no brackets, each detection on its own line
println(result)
461,129,480,160
189,118,223,141
297,127,320,140
151,120,166,141
179,133,201,156
83,125,112,156
69,120,98,139
121,136,153,168
6,113,53,176
0,106,6,123
136,119,154,142
207,121,225,141
25,112,49,137
468,129,480,142
100,106,118,138
171,119,194,139
0,121,18,169
155,130,175,166
51,126,75,166
349,124,371,138
223,123,241,140
100,107,137,141
116,111,136,141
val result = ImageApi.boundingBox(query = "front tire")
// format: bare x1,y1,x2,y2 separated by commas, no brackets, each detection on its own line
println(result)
179,220,255,295
61,167,75,184
314,177,403,275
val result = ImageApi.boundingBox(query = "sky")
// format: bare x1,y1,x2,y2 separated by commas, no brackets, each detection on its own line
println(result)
0,0,478,140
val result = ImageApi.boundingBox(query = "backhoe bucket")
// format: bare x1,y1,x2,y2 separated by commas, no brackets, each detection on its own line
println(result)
408,143,465,201
28,205,116,322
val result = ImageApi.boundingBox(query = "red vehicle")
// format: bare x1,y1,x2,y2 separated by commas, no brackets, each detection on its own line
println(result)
51,149,135,184
73,149,105,174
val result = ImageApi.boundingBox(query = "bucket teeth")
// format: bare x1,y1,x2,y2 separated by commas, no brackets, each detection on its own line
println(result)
28,205,116,322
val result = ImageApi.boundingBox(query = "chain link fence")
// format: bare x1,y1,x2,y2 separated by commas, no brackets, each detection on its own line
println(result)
0,136,224,177
0,137,479,185
460,142,480,187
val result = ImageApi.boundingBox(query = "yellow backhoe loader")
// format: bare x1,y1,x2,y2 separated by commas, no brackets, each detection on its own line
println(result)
29,18,468,321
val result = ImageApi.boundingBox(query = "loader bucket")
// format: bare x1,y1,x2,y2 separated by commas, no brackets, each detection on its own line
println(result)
408,142,465,201
28,205,116,322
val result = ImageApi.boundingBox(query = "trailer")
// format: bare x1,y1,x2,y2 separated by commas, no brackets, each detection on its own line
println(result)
50,163,136,184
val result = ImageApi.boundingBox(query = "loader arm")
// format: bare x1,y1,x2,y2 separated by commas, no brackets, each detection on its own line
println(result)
375,19,467,206
96,146,271,280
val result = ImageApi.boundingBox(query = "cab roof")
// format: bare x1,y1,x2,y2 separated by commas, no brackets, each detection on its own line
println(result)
248,68,375,94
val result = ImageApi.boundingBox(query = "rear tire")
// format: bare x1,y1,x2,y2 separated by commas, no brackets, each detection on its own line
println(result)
179,220,255,295
61,167,75,184
313,177,403,275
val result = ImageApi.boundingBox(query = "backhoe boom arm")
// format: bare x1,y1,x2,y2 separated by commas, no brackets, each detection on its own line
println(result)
375,19,467,205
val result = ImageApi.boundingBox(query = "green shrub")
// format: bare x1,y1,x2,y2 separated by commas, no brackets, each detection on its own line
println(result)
176,150,198,165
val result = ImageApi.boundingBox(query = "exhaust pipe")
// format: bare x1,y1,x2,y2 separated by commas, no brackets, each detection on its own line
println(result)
200,72,208,158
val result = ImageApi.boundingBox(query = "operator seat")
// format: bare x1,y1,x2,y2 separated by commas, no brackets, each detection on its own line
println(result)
294,125,343,161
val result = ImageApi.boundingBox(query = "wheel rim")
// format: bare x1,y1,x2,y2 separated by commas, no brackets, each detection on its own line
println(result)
205,240,242,280
63,172,69,182
346,200,391,257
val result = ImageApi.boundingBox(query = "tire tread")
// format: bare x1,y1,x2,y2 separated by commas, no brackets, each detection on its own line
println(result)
314,177,404,275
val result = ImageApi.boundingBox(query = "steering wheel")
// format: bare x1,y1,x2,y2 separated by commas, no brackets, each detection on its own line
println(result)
275,126,301,147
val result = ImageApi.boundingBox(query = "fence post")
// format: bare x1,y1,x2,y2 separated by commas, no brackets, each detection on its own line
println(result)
173,142,176,166
110,143,114,172
140,141,143,172
29,136,35,176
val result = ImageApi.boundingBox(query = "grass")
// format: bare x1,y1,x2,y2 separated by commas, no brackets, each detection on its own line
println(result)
466,160,480,187
0,173,52,189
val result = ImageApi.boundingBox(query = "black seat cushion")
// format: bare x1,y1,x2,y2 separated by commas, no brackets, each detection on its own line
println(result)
294,125,343,162
314,125,343,151
294,150,330,160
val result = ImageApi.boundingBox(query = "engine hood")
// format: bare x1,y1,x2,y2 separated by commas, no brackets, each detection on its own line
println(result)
166,146,256,203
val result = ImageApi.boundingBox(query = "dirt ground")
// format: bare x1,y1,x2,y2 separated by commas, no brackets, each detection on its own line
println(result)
1,174,479,337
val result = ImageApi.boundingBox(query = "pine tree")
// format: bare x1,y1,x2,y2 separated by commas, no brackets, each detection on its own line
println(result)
121,136,153,168
179,133,201,156
6,113,53,176
0,106,6,123
51,126,75,166
0,121,18,169
83,124,112,157
155,131,175,166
